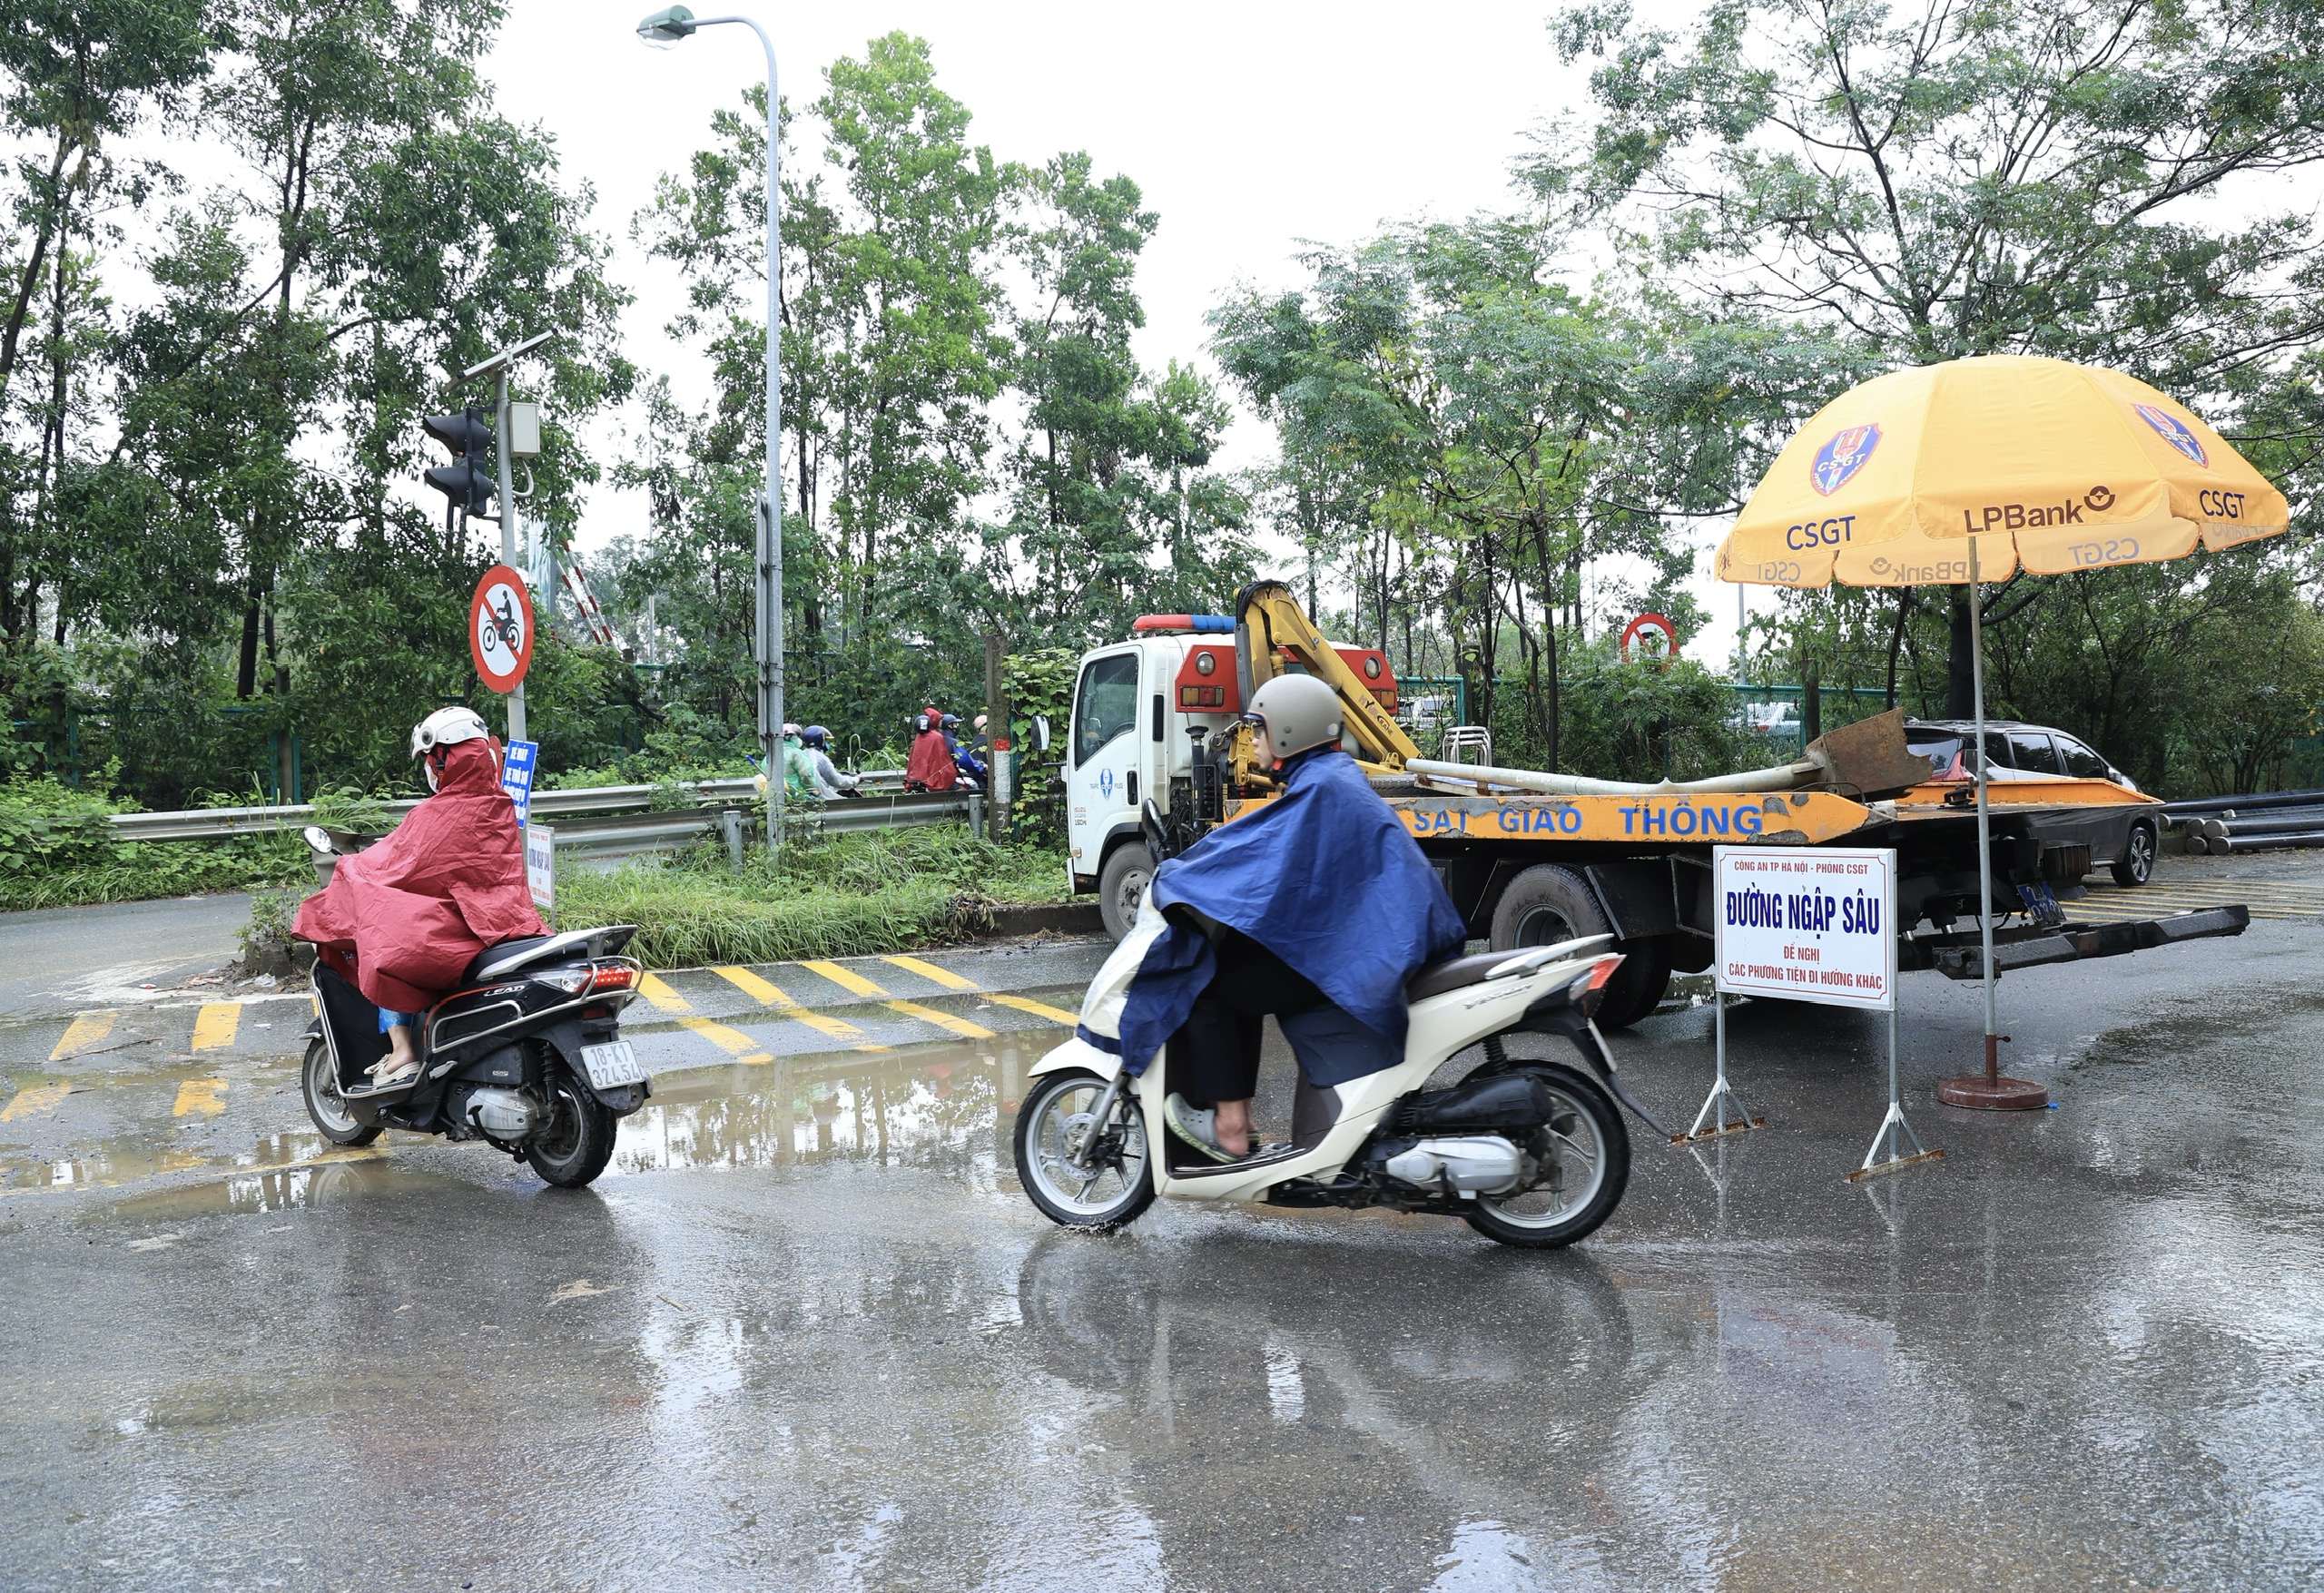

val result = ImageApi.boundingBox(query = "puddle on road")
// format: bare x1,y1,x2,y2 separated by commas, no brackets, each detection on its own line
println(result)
4,1031,1064,1211
2,1125,363,1195
104,1153,450,1221
609,1032,1049,1178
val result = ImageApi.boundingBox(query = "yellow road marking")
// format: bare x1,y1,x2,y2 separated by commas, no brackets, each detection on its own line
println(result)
796,1010,878,1043
0,1083,71,1123
676,1016,771,1066
637,973,693,1014
885,999,995,1039
191,1003,241,1051
714,966,790,1005
986,993,1081,1026
51,1012,116,1061
172,1077,228,1116
714,967,874,1042
801,960,888,998
880,955,979,991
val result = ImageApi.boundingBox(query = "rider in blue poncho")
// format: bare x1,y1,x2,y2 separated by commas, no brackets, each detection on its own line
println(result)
1113,674,1466,1161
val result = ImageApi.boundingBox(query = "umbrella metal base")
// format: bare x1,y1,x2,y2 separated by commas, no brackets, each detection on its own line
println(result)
1937,1074,2048,1110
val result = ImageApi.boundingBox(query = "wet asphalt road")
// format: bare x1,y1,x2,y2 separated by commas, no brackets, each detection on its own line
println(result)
0,893,250,1021
3,880,2323,1589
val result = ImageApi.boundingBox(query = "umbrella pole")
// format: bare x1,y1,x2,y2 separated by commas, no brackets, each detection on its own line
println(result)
1938,538,2048,1111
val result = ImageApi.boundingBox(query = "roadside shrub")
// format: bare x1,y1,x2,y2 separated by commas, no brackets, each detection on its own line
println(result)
554,824,1068,967
0,776,310,912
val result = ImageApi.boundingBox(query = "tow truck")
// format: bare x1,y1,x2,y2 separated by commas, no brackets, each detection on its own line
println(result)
1064,582,2248,1028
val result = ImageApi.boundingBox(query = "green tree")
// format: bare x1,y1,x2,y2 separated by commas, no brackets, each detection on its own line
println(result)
0,0,212,761
1215,221,1730,769
1544,0,2324,722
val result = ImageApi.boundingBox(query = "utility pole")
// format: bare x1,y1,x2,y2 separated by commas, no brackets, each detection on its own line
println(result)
459,329,556,742
984,631,1009,840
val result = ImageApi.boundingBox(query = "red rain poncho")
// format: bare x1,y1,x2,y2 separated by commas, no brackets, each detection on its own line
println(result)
292,737,547,1012
904,719,958,792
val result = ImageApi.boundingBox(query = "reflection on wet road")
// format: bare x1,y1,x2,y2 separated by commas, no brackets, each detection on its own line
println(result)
3,919,2323,1589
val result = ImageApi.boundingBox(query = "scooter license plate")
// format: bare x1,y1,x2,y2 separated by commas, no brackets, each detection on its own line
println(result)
579,1041,645,1089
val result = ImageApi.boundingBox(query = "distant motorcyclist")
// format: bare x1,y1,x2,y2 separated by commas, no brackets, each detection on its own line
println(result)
904,705,958,793
292,707,547,1094
778,723,821,802
795,725,859,798
1112,674,1464,1160
943,713,988,788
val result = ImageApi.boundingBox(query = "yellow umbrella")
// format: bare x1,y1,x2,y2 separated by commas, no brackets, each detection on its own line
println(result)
1718,355,2290,588
1715,355,2292,1109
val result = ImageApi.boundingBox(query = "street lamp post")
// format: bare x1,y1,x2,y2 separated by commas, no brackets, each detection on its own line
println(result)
637,5,783,852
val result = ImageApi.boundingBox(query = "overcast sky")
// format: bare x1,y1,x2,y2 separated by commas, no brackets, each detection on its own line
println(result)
483,2,1752,654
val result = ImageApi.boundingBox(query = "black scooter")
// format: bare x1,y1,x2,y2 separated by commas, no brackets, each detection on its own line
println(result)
296,827,650,1188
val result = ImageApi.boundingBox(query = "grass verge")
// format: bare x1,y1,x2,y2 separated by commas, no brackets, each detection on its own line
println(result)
551,824,1071,968
0,840,310,913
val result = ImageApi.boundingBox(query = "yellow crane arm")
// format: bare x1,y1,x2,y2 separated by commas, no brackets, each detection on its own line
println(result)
1233,581,1419,772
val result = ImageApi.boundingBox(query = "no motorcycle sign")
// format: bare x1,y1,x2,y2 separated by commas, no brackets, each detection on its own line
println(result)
470,564,534,693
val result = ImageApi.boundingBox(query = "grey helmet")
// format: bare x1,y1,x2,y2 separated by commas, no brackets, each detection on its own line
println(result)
1245,674,1344,762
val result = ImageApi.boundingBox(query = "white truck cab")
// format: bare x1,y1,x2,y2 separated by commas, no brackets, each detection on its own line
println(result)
1066,613,1399,937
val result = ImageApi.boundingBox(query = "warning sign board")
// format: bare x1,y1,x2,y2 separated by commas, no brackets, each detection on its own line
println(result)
470,565,534,693
1713,844,1896,1010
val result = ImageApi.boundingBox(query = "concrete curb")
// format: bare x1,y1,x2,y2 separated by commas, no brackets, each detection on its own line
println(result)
979,901,1104,938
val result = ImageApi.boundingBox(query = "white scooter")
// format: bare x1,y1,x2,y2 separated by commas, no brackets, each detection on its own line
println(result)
1011,907,1672,1249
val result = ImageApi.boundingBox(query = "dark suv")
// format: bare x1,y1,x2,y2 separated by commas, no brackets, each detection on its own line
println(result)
1903,719,2157,886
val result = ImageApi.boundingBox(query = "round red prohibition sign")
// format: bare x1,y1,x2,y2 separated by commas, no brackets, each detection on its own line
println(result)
469,564,535,693
1620,612,1679,664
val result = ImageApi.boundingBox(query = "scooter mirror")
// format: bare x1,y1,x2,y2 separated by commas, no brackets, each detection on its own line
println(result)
301,825,337,856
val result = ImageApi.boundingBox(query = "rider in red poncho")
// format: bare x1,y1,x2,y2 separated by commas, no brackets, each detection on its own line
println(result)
903,705,958,792
293,708,546,1089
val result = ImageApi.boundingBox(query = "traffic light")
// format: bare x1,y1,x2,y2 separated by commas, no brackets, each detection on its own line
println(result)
422,407,495,519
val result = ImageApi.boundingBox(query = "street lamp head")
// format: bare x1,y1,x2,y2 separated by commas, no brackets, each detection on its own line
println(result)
635,5,696,46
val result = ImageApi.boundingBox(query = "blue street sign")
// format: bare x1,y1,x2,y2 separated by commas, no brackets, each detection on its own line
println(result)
502,739,539,826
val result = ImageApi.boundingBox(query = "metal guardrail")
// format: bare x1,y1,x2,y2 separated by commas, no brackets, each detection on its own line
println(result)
544,791,975,862
103,771,913,843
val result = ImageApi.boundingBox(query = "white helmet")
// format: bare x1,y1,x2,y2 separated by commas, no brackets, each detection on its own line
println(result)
1245,674,1344,761
411,705,489,760
411,707,490,790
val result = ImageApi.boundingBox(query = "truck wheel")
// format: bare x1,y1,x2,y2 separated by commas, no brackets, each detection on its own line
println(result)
1489,864,1671,1029
1098,844,1154,941
2111,821,2157,887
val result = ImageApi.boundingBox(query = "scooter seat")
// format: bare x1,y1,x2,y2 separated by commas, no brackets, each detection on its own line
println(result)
466,936,551,981
1405,950,1519,1001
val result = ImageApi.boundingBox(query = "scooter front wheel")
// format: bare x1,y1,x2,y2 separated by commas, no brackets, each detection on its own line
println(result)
300,1038,382,1147
1464,1060,1629,1249
1013,1068,1154,1230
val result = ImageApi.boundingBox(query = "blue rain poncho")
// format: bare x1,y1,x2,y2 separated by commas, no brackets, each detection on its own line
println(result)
1108,747,1465,1082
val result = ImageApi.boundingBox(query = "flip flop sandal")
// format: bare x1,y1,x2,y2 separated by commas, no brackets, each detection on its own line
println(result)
1164,1093,1245,1164
348,1059,419,1096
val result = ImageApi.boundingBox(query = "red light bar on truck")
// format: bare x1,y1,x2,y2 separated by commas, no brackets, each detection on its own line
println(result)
1133,615,1236,634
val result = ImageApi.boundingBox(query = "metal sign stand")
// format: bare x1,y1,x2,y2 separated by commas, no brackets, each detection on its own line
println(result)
1848,1000,1945,1181
1680,990,1766,1143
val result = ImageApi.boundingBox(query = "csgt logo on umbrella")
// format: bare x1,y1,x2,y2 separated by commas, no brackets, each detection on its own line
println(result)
1810,424,1881,495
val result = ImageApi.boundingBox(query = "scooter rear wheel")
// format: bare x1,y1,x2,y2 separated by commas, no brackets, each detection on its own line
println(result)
300,1038,382,1147
527,1065,617,1188
1013,1068,1154,1230
1463,1060,1629,1249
